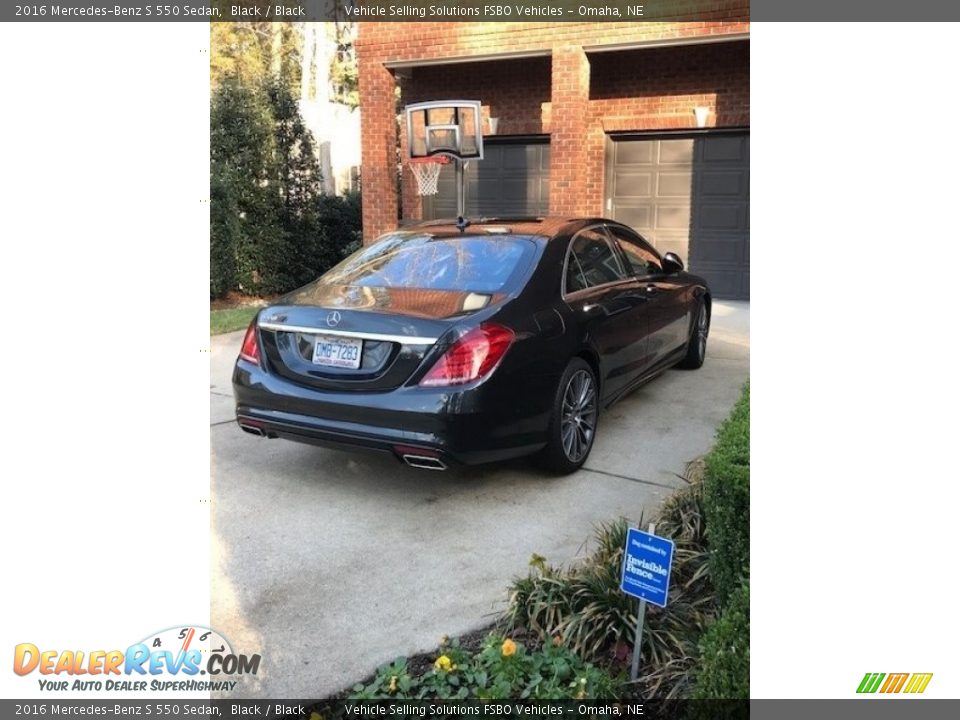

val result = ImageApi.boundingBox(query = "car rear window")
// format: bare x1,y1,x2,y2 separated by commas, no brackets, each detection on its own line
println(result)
321,233,536,293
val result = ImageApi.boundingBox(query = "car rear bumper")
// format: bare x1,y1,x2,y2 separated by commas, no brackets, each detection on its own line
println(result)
233,360,553,466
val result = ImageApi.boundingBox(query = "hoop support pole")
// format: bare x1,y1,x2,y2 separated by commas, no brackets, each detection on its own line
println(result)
456,159,467,218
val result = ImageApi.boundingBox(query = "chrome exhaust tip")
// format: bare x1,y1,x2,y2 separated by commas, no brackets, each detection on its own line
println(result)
401,454,447,471
239,423,266,437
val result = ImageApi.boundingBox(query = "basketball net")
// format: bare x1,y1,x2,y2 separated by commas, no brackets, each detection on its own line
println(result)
408,156,450,196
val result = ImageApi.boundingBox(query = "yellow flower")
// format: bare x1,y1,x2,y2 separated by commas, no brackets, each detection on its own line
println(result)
434,655,453,672
501,639,517,657
388,676,398,693
310,714,323,720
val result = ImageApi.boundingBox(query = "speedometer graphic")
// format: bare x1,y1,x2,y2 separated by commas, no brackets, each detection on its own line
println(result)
137,625,234,675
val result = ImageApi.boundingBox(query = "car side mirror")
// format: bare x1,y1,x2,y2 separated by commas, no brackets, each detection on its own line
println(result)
662,252,684,274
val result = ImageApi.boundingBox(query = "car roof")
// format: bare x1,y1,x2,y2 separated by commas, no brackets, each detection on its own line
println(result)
404,216,610,240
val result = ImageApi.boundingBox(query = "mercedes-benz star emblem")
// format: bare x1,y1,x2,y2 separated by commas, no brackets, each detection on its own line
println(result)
326,311,341,327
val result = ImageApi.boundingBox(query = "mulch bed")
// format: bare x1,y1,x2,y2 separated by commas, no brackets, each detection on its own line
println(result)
326,623,647,700
210,292,279,311
329,623,505,699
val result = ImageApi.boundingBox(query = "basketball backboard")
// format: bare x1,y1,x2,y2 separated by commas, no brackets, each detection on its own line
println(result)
405,100,484,161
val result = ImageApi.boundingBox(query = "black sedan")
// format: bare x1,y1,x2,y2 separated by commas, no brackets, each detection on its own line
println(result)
233,217,710,473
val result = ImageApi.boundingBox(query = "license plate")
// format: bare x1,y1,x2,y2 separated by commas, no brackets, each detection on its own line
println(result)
311,335,362,369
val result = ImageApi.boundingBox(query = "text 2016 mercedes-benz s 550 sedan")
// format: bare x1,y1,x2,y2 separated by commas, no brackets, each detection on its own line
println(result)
233,217,711,473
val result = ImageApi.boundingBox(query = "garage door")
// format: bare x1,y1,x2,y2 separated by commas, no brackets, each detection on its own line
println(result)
425,141,550,219
605,133,749,299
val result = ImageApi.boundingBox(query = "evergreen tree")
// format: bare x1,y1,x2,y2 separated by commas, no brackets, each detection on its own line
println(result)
266,76,330,285
210,76,290,297
210,28,363,299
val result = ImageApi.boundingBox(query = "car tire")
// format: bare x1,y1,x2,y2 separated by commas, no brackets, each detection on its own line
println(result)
537,358,599,474
677,299,710,370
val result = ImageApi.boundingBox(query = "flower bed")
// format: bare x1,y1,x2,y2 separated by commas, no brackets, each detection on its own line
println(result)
349,634,622,700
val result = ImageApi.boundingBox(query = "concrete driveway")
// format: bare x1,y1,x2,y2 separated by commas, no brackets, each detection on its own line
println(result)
210,301,749,697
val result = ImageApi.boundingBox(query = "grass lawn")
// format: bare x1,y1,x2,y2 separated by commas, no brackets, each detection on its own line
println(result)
210,306,258,335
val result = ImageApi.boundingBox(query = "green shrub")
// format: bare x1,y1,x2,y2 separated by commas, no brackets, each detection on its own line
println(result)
703,384,750,606
318,189,363,259
350,635,622,700
210,74,363,299
210,76,287,298
210,174,239,299
693,580,749,699
504,486,717,698
502,386,750,698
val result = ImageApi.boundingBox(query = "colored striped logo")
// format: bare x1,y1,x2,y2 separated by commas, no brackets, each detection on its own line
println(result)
857,672,933,694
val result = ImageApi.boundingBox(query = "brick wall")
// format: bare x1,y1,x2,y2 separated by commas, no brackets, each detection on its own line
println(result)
357,58,399,243
589,41,750,127
358,18,750,241
550,46,592,216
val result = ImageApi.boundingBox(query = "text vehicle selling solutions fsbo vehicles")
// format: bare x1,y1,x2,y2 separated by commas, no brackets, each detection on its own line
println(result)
233,217,711,473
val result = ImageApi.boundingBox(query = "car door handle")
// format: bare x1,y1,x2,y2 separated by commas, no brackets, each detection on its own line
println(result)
584,301,630,318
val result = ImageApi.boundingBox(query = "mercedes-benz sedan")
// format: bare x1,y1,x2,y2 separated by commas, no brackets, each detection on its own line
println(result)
233,217,710,473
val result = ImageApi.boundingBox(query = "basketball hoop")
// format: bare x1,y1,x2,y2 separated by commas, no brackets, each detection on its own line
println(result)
404,101,483,213
408,155,450,196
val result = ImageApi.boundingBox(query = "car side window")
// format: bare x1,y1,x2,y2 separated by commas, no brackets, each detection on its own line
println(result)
565,228,627,293
606,225,662,277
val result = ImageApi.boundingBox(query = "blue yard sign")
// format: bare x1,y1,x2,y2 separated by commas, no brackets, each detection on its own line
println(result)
621,527,675,608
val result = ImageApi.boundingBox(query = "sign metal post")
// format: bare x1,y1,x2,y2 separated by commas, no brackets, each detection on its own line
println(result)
621,522,675,683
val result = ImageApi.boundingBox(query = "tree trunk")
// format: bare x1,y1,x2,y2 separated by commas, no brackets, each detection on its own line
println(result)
270,22,283,76
300,22,316,101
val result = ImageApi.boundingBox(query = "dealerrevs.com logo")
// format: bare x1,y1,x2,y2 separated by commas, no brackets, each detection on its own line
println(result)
857,672,933,694
13,626,260,693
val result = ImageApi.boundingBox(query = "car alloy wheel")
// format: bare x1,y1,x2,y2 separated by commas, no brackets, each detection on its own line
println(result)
560,369,597,463
696,304,708,361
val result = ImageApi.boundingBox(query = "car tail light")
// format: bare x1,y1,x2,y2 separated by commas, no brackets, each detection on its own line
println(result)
239,320,261,365
420,323,515,387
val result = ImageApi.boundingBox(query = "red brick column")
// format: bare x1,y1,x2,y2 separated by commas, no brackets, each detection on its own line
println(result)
359,59,397,243
398,100,424,225
549,45,592,217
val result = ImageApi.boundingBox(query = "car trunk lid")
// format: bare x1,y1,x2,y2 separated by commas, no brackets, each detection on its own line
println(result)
257,284,504,392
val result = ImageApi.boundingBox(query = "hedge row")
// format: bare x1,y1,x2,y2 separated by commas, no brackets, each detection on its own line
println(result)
702,383,750,607
693,383,750,699
693,579,749,699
